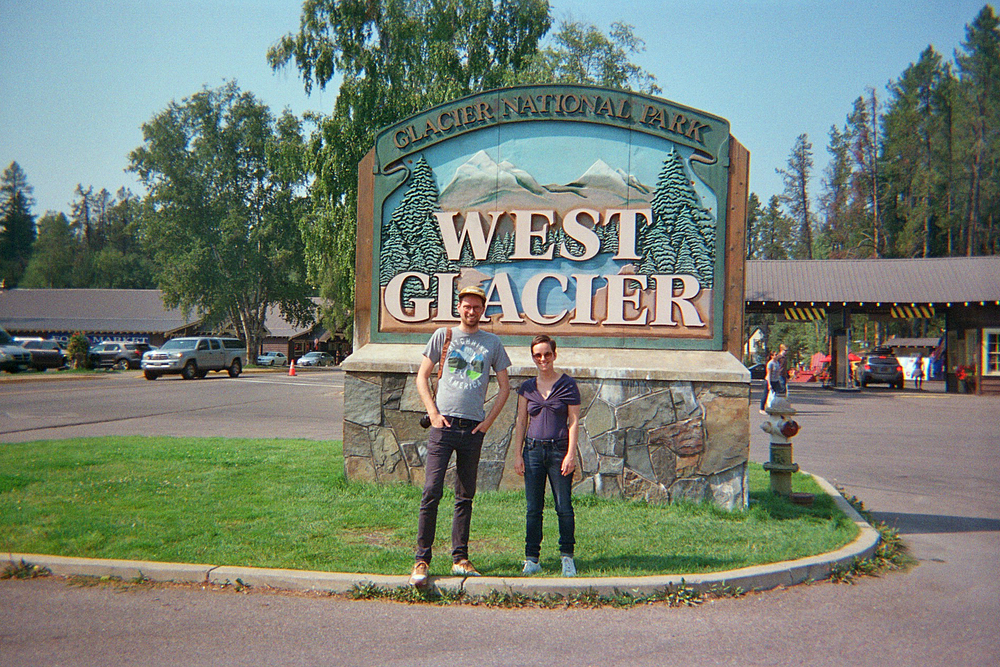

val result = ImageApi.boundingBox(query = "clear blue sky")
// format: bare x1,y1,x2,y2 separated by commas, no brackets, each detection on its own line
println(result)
0,0,988,218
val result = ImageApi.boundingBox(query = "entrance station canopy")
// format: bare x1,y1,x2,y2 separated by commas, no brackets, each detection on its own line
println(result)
745,256,1000,311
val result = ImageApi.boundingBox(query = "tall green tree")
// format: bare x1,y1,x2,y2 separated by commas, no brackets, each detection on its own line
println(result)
509,19,660,94
91,189,156,289
846,88,884,257
955,4,1000,255
776,133,815,259
19,213,79,288
817,124,860,258
749,195,794,260
933,64,964,256
269,1,662,340
268,0,551,337
882,47,948,258
0,161,37,287
128,81,313,359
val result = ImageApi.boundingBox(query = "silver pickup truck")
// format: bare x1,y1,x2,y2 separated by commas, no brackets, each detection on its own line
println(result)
141,337,246,380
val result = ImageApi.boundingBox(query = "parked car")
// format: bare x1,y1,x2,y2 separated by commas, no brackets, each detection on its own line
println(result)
141,336,246,380
0,327,32,373
257,351,288,366
297,351,335,367
89,341,152,370
20,339,68,370
855,350,905,389
746,363,767,380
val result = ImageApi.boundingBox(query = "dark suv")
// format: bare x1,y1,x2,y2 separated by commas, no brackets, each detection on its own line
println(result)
20,339,68,370
89,341,152,370
0,327,32,373
855,350,904,389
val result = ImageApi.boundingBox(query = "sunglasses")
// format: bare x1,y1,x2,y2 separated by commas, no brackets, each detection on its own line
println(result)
532,351,553,360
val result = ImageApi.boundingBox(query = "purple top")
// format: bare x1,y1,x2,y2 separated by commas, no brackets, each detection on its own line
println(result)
518,374,581,440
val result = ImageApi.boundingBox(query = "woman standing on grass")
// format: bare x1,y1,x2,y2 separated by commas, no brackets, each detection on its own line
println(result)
513,334,580,577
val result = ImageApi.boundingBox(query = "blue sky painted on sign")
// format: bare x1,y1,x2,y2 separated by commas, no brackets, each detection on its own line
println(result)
0,0,984,217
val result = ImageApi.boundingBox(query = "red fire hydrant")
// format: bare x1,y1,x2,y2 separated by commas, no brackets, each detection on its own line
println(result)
761,394,800,496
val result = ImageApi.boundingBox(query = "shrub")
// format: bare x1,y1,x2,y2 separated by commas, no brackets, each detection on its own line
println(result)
66,332,91,369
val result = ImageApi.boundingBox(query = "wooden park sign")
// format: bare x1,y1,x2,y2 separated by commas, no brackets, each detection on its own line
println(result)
354,84,749,355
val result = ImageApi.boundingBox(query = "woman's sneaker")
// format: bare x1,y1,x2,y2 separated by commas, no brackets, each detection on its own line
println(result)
522,559,542,575
451,559,481,577
409,560,429,588
561,556,577,577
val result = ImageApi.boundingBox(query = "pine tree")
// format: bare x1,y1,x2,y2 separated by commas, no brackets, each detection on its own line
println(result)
458,235,477,267
757,196,795,260
596,217,619,255
647,150,715,288
380,156,446,303
955,5,1000,255
638,208,673,275
0,161,37,287
19,213,78,288
847,89,884,257
776,134,815,259
407,157,449,272
379,218,409,286
817,124,860,258
486,231,513,264
558,220,587,258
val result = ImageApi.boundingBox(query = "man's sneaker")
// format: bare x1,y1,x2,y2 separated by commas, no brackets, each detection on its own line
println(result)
522,559,542,576
561,556,577,577
451,559,481,577
409,560,429,588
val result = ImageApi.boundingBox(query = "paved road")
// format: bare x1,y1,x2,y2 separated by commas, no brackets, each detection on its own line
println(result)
1,375,998,666
0,368,345,443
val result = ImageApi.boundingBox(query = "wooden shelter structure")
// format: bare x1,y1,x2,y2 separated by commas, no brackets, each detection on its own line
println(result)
744,257,1000,395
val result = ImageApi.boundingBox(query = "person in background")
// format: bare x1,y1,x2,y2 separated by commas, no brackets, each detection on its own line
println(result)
513,334,580,578
760,351,776,414
914,352,924,390
776,344,789,395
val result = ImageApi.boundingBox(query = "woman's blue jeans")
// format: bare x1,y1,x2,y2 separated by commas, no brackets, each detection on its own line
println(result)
523,438,575,560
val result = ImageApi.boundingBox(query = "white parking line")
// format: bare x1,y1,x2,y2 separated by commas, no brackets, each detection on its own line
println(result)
238,377,341,387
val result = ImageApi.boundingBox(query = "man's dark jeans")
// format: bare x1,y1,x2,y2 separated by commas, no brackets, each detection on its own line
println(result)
523,438,575,560
415,418,484,564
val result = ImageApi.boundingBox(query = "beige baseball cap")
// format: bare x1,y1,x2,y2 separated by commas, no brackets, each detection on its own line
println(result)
457,285,487,304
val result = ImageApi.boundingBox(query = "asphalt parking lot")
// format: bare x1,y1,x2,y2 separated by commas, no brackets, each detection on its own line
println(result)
0,367,345,443
1,373,998,666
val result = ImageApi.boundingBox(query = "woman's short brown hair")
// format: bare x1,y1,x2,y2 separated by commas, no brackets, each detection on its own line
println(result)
531,334,556,353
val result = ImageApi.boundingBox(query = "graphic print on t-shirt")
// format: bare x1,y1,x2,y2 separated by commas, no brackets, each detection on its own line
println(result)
446,342,485,382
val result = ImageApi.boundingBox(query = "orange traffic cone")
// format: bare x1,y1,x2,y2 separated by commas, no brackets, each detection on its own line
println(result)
288,359,296,376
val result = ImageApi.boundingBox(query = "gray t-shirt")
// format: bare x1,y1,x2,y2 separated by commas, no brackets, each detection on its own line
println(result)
423,327,511,422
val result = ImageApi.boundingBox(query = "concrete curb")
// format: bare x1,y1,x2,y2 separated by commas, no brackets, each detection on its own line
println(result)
4,473,880,598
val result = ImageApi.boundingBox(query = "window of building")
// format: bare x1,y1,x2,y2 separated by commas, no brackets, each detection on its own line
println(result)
983,328,1000,376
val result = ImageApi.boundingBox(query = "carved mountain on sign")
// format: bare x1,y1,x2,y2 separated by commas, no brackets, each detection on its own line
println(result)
439,151,653,213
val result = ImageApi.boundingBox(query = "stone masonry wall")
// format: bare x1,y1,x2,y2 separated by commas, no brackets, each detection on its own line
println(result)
343,371,750,510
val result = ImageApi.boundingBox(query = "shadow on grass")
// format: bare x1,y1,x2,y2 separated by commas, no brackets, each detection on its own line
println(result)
747,489,841,521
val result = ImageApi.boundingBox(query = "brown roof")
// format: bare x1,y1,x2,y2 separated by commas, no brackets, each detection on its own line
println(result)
0,289,325,340
263,300,320,339
746,256,1000,305
0,289,200,335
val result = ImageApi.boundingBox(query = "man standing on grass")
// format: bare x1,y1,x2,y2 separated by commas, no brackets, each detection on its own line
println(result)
409,285,511,588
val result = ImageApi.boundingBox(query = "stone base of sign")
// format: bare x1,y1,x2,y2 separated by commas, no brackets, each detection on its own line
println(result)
341,344,750,510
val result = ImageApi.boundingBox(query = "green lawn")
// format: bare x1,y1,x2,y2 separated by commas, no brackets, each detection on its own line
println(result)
0,436,858,578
